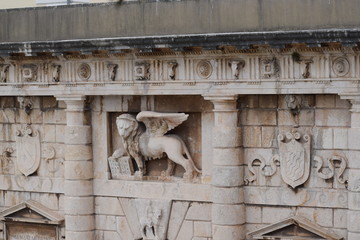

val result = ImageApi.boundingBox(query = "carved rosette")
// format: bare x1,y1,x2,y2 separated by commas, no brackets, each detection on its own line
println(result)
77,63,91,80
15,125,41,176
196,60,213,79
332,57,350,77
22,64,38,82
277,130,311,188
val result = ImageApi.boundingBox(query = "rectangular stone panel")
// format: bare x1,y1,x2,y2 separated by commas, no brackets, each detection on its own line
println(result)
6,223,57,240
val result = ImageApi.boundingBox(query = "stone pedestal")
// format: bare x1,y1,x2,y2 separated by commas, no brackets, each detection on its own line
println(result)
203,95,245,240
340,94,360,240
56,95,94,240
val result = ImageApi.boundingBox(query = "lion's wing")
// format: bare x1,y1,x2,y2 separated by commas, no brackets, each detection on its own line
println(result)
136,111,189,136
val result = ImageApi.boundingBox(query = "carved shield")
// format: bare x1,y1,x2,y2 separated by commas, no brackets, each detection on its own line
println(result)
16,127,40,176
278,131,310,188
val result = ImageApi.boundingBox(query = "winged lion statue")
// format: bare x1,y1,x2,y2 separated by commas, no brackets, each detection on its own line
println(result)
112,111,201,180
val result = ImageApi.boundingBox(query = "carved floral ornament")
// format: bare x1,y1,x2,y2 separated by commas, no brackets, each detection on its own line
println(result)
332,57,350,77
246,130,348,188
196,60,213,79
77,63,91,80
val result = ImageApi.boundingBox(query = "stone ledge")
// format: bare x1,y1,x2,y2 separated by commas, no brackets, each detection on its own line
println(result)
93,179,211,202
0,175,64,193
244,186,348,208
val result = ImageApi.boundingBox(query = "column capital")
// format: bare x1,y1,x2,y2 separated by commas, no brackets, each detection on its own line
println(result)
202,94,238,102
202,94,238,111
55,95,86,111
339,93,360,112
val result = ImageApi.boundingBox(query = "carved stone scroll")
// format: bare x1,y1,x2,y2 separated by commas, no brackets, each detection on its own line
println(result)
245,154,279,184
314,155,347,184
0,147,14,174
277,130,311,188
15,125,41,176
43,146,64,174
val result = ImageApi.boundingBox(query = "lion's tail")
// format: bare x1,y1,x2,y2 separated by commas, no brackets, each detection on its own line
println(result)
182,142,202,174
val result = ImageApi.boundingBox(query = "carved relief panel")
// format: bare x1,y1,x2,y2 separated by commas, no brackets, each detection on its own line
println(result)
108,111,201,181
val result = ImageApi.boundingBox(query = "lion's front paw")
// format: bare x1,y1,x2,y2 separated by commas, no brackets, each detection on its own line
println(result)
134,170,144,177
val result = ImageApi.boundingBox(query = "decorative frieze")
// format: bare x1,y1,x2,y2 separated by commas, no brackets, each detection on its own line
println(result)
0,50,359,96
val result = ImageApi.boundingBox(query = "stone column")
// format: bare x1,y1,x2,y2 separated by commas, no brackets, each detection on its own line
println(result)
340,94,360,240
57,95,94,240
203,94,245,240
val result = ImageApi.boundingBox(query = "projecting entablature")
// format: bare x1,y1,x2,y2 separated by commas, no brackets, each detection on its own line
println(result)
0,46,360,96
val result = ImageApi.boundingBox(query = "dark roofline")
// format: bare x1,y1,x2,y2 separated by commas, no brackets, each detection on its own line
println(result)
0,28,359,56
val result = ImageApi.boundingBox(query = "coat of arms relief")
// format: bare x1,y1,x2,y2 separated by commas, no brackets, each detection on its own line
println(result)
246,129,348,188
277,130,311,188
15,125,41,176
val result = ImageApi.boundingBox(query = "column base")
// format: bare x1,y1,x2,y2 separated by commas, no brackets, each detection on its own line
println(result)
212,224,245,240
66,230,94,240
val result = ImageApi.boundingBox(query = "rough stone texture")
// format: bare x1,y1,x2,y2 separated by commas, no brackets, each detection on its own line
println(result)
0,44,358,240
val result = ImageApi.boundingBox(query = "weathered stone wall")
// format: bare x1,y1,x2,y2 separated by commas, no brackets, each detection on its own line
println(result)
0,94,356,239
0,96,66,239
243,94,350,238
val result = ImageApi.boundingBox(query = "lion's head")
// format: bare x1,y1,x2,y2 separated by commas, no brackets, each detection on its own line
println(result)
116,114,139,139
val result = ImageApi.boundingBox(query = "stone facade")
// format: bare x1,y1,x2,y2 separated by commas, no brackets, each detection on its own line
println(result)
0,1,360,240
